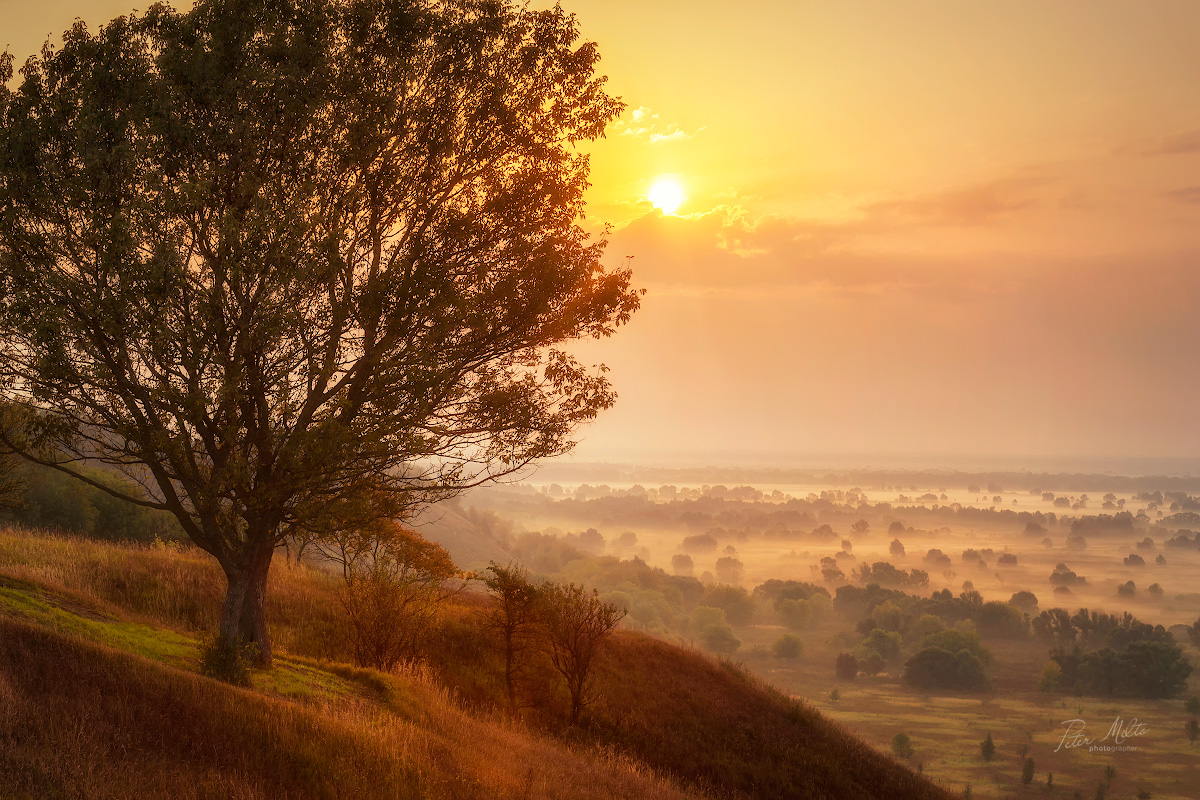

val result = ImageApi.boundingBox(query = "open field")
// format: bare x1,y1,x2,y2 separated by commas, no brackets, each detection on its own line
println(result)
737,629,1200,799
458,475,1200,798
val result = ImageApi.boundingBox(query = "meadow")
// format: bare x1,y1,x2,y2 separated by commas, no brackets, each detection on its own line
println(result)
457,470,1200,799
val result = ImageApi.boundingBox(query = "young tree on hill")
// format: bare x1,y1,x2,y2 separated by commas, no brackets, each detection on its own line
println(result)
483,562,543,715
0,0,636,665
540,582,625,724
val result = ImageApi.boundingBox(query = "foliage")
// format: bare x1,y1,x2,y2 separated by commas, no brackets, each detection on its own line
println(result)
197,633,257,686
1037,661,1062,692
0,403,22,513
776,597,814,630
903,646,990,692
1187,719,1199,746
0,0,635,664
511,531,587,575
975,601,1028,639
326,523,465,671
855,628,902,664
1008,590,1038,612
691,606,740,654
715,555,745,583
1050,640,1192,698
539,582,626,724
891,732,914,760
835,652,858,680
5,462,182,542
1021,757,1034,786
1035,608,1191,697
699,584,756,626
921,629,991,666
482,562,542,714
905,614,945,645
869,600,905,632
979,732,995,762
852,561,929,588
772,633,803,660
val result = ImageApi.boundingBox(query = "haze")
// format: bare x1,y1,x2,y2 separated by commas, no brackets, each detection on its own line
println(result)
8,0,1199,465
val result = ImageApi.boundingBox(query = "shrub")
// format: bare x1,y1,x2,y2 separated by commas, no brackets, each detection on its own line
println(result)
330,524,464,671
891,732,914,759
715,556,745,584
772,633,803,660
835,652,858,680
904,647,990,691
702,624,741,654
776,597,813,630
198,634,257,687
1038,661,1062,692
980,732,995,762
1009,591,1039,612
680,533,718,553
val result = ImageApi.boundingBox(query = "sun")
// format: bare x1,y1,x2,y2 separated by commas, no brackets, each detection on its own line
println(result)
647,177,685,214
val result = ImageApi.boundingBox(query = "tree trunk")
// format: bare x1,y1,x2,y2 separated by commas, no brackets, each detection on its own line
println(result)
219,543,275,667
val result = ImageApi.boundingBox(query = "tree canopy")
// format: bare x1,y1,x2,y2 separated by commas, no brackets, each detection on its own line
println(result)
0,0,637,663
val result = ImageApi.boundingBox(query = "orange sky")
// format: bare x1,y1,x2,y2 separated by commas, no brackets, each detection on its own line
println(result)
7,2,1200,469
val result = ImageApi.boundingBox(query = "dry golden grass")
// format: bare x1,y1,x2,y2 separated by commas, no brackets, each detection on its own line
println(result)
0,524,953,799
0,525,347,656
0,614,698,800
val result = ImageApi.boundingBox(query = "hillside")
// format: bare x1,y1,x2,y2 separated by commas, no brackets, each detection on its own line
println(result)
0,525,955,799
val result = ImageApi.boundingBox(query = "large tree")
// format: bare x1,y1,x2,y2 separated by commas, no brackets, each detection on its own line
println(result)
0,0,637,665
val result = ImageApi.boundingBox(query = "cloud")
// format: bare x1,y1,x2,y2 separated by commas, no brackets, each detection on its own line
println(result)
863,177,1049,227
1163,186,1200,204
1117,129,1200,157
612,106,705,144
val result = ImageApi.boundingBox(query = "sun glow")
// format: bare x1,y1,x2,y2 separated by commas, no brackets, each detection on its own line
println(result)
647,177,685,214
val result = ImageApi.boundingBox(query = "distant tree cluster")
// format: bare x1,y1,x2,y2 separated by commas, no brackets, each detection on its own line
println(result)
1034,608,1192,698
852,561,929,589
1071,512,1137,535
1049,563,1087,588
904,643,990,691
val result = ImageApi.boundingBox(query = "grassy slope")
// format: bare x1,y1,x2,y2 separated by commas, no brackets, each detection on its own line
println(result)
0,526,954,800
